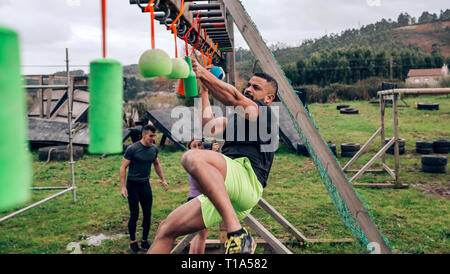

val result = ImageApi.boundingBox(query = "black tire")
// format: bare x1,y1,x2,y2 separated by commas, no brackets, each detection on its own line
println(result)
38,145,84,162
416,140,434,149
416,147,433,154
327,143,337,156
421,155,447,166
421,164,446,174
340,107,359,114
386,146,405,155
435,146,450,154
341,143,360,152
385,137,406,147
341,151,357,158
417,102,439,110
337,104,350,110
297,143,310,157
433,140,450,154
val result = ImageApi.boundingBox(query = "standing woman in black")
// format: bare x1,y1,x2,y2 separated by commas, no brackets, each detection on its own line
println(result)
119,125,169,252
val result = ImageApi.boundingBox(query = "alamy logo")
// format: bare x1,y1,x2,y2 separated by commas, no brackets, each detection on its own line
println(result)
170,98,279,152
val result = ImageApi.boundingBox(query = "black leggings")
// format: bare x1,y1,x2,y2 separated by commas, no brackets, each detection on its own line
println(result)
127,180,153,241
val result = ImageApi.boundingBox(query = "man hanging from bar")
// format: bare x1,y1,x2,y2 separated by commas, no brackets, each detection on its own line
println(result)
148,58,279,254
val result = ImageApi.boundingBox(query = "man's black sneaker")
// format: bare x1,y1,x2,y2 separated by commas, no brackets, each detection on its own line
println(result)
130,241,140,253
224,228,256,254
141,240,150,249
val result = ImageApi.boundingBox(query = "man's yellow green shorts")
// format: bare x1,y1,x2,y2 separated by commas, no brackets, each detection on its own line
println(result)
197,155,264,228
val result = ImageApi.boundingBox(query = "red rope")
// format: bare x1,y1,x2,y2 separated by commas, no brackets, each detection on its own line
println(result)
183,11,201,56
169,0,185,58
144,0,156,49
101,0,106,58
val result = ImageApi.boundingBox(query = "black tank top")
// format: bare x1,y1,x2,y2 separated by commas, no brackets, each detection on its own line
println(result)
221,100,278,188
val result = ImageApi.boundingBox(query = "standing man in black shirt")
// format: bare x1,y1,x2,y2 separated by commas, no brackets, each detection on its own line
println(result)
148,60,279,254
120,125,169,252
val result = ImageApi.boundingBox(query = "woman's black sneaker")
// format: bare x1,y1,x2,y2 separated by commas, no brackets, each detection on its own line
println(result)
141,240,151,249
130,242,140,253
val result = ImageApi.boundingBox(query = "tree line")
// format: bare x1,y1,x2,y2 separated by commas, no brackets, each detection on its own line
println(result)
283,46,448,87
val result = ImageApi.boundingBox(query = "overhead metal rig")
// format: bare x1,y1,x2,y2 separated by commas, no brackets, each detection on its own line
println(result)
129,0,234,67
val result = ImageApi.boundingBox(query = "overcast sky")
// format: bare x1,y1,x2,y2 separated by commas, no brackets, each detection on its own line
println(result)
0,0,448,74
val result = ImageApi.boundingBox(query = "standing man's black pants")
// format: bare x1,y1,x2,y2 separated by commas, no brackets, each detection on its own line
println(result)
126,179,153,241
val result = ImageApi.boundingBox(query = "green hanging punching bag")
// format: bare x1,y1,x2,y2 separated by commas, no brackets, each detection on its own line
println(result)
183,56,198,97
0,26,32,210
88,58,123,154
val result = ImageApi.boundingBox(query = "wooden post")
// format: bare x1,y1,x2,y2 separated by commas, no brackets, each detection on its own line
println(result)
393,94,400,186
380,95,386,166
38,75,43,118
45,75,54,119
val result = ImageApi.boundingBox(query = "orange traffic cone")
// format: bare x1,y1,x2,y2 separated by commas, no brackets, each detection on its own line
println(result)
414,102,418,109
176,78,185,95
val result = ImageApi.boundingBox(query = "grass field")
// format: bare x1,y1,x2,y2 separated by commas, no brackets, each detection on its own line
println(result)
0,95,448,254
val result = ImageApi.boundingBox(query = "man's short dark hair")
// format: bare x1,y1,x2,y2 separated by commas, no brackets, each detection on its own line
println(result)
142,125,157,134
253,72,278,95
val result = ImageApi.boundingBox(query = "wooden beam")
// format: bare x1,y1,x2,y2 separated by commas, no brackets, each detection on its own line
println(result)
346,169,384,173
377,88,450,96
343,127,382,171
350,137,396,183
257,198,308,242
243,214,292,254
354,183,409,189
170,232,198,254
307,238,354,243
223,0,391,254
382,163,396,179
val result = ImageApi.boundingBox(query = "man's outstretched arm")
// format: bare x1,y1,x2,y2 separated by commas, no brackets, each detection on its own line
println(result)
198,83,227,136
191,58,258,121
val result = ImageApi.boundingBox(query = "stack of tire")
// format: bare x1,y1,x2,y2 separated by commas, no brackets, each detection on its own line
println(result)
385,138,406,155
433,140,450,154
337,104,359,115
38,145,84,162
416,141,434,154
341,143,360,158
417,103,439,111
421,155,447,174
336,104,349,110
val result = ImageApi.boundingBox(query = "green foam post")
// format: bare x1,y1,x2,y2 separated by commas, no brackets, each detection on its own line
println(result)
138,49,172,78
166,58,189,79
88,58,123,154
183,56,198,97
0,26,32,210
